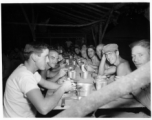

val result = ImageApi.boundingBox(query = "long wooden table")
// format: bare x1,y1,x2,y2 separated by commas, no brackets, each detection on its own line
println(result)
55,92,144,110
37,61,146,118
55,65,144,110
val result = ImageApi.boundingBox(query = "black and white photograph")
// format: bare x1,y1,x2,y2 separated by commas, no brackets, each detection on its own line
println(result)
1,1,151,118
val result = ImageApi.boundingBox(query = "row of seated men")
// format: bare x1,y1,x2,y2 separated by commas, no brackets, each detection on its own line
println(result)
3,39,150,117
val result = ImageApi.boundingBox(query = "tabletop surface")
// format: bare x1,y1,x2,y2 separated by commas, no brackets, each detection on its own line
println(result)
54,60,145,110
54,92,144,110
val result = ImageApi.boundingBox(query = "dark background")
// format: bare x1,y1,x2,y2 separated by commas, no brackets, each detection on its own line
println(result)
2,3,150,69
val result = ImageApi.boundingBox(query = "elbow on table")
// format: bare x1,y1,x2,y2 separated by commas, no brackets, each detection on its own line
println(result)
37,95,60,115
37,104,55,115
38,106,52,115
37,107,47,115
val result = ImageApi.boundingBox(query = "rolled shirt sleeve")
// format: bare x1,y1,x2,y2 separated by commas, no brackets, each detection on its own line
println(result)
19,72,41,96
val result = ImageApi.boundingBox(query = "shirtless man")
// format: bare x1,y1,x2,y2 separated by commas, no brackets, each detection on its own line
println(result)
101,44,131,82
130,40,150,111
108,40,150,118
96,44,116,76
40,50,70,96
40,50,67,82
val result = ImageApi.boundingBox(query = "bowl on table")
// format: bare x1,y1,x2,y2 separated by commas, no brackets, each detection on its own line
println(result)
76,82,94,97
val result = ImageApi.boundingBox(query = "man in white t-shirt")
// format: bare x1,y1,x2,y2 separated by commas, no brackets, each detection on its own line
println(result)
3,42,74,117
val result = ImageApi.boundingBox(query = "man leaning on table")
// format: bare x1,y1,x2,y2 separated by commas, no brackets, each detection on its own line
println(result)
3,42,74,117
99,40,150,118
40,49,70,96
40,50,68,83
97,43,116,77
100,44,132,83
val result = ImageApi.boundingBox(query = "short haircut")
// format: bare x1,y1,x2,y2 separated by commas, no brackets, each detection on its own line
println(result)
88,45,95,51
130,39,150,53
23,41,49,61
75,45,80,49
81,48,87,53
49,49,59,56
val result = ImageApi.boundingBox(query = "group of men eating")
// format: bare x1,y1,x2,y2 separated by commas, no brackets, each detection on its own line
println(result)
3,39,150,118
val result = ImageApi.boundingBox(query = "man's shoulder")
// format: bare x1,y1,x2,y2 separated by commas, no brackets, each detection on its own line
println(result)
13,65,35,78
92,56,99,62
118,60,130,69
116,60,131,76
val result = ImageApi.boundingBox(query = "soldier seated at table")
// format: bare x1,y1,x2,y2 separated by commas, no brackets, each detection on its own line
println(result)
40,50,70,95
100,40,150,118
84,45,100,74
96,44,116,79
87,45,100,67
73,45,81,59
80,46,92,65
129,40,150,112
101,44,132,84
40,50,68,81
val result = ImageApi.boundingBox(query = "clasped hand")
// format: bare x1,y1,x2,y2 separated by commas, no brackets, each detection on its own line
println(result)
61,79,76,92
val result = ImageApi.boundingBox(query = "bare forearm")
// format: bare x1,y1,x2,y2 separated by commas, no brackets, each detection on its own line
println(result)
47,70,59,78
47,73,61,82
39,78,60,89
43,87,65,114
26,86,65,115
45,81,60,89
52,66,61,72
104,66,116,76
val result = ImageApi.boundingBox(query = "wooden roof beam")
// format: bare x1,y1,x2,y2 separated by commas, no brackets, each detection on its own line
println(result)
73,3,106,17
91,3,114,10
79,3,107,15
56,4,100,20
47,6,94,22
46,12,79,25
46,7,88,24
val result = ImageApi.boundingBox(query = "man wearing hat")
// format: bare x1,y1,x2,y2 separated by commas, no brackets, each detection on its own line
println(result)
100,43,131,83
97,44,116,77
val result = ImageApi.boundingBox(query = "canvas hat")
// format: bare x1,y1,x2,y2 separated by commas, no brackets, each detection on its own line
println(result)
102,44,118,54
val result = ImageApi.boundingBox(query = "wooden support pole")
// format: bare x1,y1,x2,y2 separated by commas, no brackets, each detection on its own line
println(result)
91,27,96,46
20,5,36,41
55,62,150,117
101,8,114,41
98,22,102,44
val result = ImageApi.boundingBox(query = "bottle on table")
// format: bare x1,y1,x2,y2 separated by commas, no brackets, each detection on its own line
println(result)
81,63,88,79
66,59,69,66
95,75,107,90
